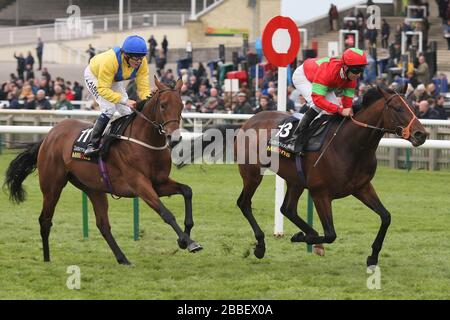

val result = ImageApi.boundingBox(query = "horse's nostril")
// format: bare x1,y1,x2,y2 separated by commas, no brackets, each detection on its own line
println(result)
413,131,426,141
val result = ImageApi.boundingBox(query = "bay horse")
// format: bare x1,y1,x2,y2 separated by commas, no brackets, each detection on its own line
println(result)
235,86,427,266
4,77,202,265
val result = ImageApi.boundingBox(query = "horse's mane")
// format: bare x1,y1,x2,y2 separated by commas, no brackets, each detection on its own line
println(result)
361,86,396,109
135,81,178,111
136,98,148,111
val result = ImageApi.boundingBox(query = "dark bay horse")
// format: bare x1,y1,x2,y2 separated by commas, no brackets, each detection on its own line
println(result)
4,77,202,265
235,86,427,266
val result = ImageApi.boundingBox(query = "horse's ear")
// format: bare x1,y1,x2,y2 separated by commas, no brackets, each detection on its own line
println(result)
401,84,408,95
175,77,183,92
377,85,391,100
154,75,163,90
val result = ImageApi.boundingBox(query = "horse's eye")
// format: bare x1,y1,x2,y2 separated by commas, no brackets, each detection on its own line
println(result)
393,106,403,113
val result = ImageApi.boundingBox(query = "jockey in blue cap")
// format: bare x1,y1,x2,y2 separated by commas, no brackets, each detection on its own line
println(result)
84,35,151,156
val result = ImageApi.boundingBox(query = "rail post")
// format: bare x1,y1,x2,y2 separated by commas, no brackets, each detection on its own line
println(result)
133,197,139,240
82,192,89,238
307,191,314,253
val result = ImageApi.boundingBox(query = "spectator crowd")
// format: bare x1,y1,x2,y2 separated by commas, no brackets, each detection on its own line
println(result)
1,66,84,111
1,21,448,121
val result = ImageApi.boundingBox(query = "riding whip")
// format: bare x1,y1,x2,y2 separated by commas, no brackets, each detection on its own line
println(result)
313,117,347,168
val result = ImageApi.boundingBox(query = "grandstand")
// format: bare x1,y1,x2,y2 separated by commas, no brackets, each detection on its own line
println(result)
0,0,190,25
301,1,450,74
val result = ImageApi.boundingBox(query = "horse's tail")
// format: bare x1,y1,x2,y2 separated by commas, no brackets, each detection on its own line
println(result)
174,124,241,168
4,141,43,204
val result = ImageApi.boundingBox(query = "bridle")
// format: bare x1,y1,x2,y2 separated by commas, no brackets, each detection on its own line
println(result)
134,88,181,135
114,87,181,151
350,92,418,139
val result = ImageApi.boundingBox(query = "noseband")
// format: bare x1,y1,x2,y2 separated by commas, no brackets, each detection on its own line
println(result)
351,92,418,139
134,88,180,135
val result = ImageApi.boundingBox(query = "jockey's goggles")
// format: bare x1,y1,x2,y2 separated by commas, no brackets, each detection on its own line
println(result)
125,53,146,61
347,65,365,74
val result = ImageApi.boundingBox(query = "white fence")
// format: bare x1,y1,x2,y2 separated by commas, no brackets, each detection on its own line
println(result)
0,124,448,151
1,110,450,150
1,109,449,125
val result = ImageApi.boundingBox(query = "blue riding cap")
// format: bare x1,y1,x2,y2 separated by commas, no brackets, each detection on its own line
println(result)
122,35,148,55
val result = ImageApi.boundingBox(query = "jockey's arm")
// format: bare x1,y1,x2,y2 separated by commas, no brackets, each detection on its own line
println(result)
95,56,128,104
341,81,357,109
135,58,151,100
311,82,342,114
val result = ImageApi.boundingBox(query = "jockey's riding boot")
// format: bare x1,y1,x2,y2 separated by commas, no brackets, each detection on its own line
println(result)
84,113,110,157
294,108,319,156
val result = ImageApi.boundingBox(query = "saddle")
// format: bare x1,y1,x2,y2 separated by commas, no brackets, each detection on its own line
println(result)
267,113,336,158
71,113,136,162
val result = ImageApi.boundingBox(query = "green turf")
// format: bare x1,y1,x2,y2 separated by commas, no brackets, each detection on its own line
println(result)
1,150,450,299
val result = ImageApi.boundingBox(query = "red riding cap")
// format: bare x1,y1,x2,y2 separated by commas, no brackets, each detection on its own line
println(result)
342,48,368,66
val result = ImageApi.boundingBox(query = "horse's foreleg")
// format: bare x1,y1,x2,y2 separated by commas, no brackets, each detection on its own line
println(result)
132,175,202,253
85,190,131,265
282,184,324,256
155,179,194,237
353,183,391,267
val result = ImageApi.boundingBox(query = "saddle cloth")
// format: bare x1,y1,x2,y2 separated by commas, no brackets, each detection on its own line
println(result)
71,113,136,162
267,113,335,158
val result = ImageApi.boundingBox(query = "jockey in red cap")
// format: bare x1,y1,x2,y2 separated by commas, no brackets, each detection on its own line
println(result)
291,47,368,155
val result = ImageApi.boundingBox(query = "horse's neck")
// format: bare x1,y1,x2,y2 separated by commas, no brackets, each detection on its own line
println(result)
129,110,165,145
337,99,386,155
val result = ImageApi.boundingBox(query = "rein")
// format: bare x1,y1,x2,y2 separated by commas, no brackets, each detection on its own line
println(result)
350,92,418,139
112,134,169,150
118,87,181,151
134,88,180,135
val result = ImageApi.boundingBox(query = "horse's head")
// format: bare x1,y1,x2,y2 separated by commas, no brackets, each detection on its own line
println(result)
377,85,427,147
142,76,183,146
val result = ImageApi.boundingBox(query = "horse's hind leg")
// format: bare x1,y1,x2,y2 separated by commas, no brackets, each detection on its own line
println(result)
85,190,131,265
305,193,337,245
237,164,265,259
281,184,325,256
38,168,68,262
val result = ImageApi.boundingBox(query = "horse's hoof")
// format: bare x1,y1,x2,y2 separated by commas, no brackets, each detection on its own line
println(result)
177,239,188,250
367,256,378,267
187,242,203,253
254,246,265,259
118,258,132,266
291,232,305,242
175,162,186,169
367,264,377,272
313,244,325,256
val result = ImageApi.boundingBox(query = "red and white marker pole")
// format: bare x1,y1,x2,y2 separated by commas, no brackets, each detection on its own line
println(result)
262,15,300,236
